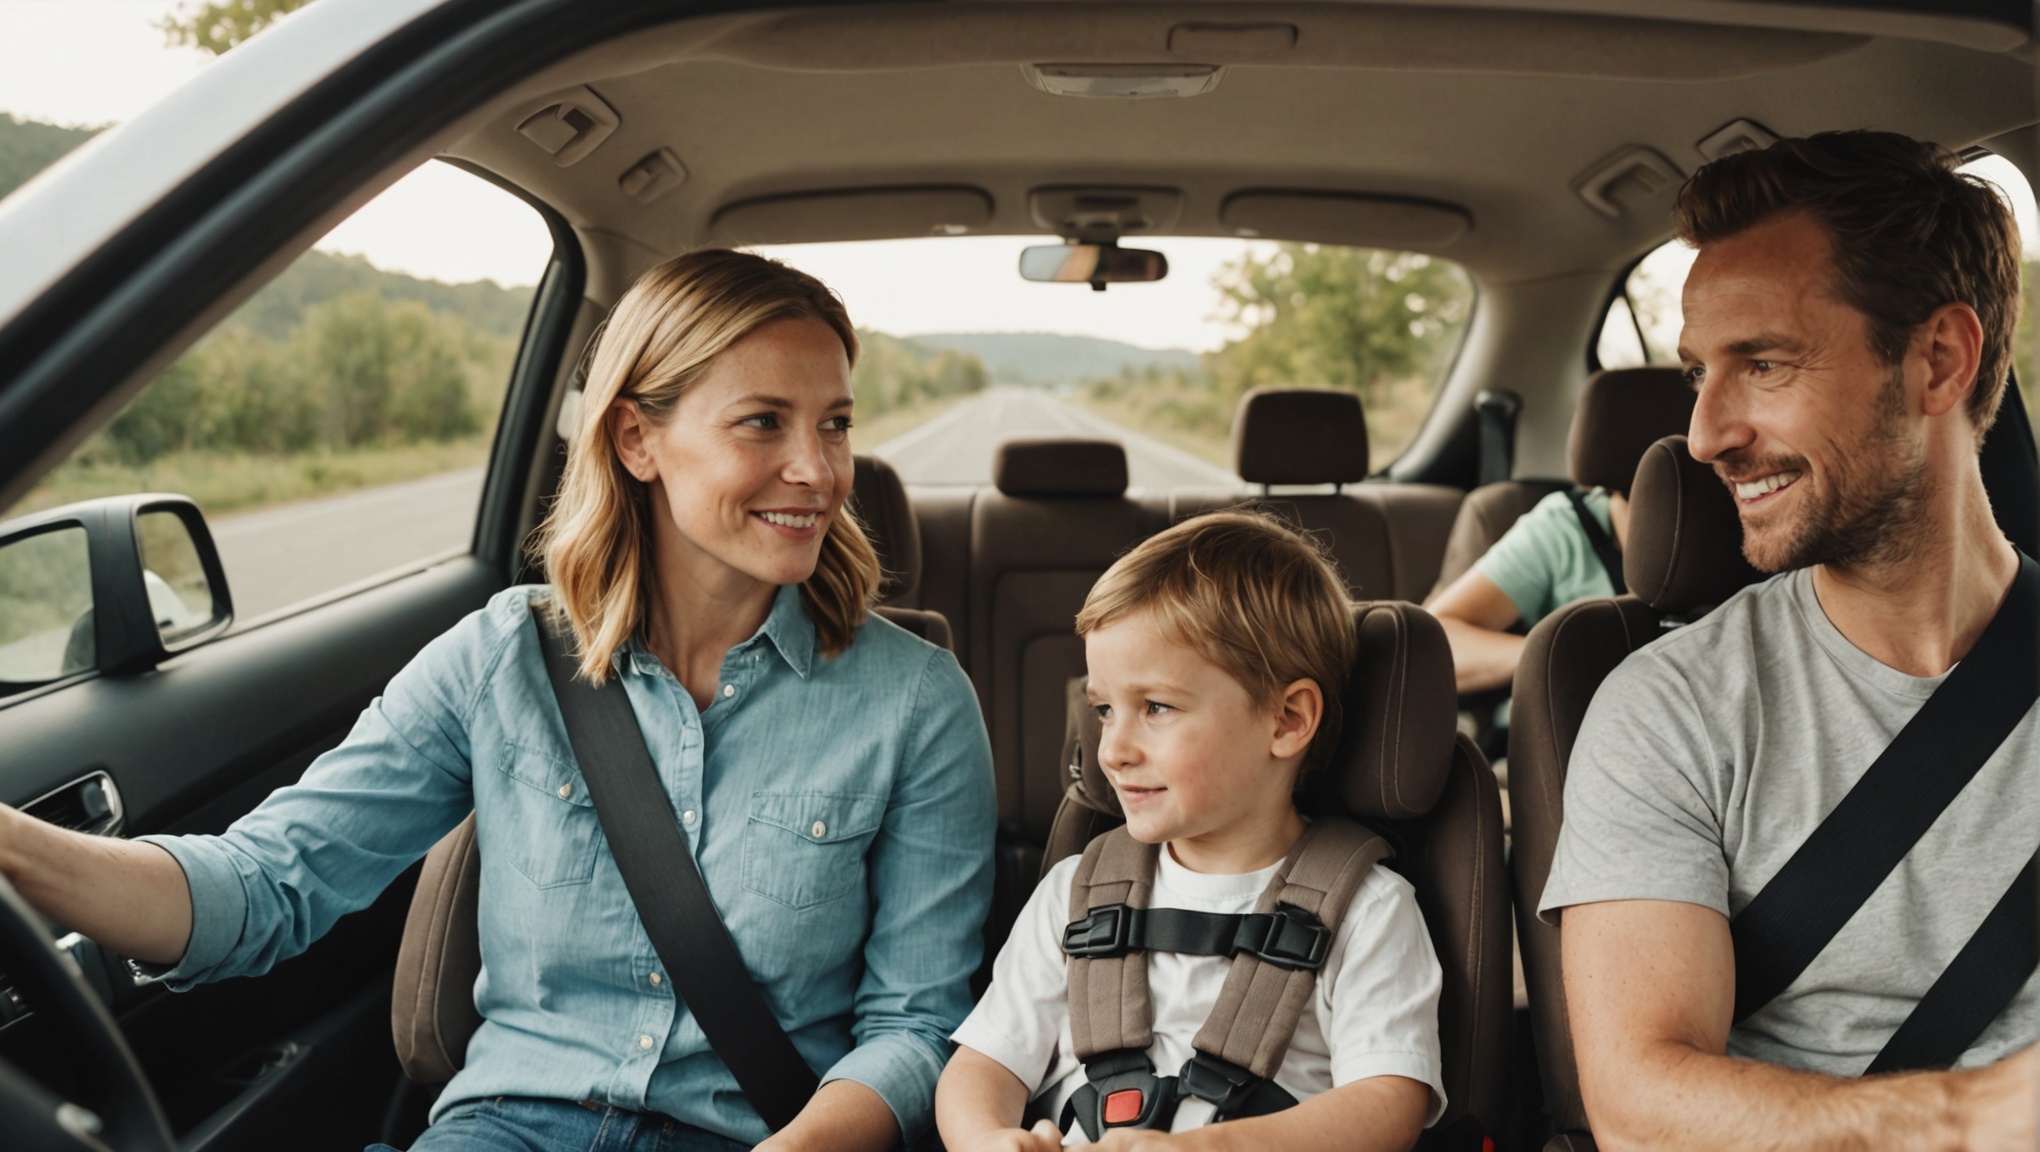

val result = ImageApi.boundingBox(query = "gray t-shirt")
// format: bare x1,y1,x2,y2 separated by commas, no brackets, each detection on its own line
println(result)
1540,568,2040,1074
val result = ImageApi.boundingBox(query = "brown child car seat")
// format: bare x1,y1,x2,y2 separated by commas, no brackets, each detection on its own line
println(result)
1045,600,1510,1152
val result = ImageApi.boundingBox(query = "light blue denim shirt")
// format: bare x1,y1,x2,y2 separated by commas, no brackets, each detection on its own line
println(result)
141,584,996,1145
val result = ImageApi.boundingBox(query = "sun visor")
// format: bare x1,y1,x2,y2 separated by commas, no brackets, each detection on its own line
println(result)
1219,191,1471,249
709,186,994,245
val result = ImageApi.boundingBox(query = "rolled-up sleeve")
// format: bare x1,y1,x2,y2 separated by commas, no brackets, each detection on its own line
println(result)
136,607,508,987
824,645,995,1141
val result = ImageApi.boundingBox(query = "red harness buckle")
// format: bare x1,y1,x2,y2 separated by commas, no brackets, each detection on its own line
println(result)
1102,1089,1145,1125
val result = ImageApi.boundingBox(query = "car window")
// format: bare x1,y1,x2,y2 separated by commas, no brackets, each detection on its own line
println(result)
2,160,553,625
757,238,1475,485
1594,152,2039,398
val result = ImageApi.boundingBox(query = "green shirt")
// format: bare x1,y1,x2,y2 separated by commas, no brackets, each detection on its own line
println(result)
1472,488,1617,627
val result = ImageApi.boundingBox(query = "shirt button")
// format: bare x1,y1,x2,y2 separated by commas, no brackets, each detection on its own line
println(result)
556,783,572,800
722,684,735,698
682,810,697,826
638,1034,654,1051
649,972,663,987
812,820,827,838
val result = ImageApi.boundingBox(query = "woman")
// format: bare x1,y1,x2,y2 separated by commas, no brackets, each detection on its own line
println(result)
0,250,997,1151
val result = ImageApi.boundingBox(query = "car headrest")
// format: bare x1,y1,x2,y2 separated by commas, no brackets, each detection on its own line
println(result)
994,438,1128,497
1624,435,1764,612
1067,600,1455,824
1568,368,1696,492
1232,388,1370,485
851,455,921,605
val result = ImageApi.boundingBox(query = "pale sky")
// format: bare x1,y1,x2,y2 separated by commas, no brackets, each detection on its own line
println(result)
4,0,2035,352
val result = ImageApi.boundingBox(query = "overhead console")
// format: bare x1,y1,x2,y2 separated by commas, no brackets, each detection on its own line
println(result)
1219,191,1472,250
708,186,994,245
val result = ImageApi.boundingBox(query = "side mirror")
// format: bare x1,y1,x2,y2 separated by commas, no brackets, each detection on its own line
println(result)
0,495,232,693
1018,243,1168,290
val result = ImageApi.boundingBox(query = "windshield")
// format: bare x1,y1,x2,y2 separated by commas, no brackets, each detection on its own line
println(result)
755,237,1475,487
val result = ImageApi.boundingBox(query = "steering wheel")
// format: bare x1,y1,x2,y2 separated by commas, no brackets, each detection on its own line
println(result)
0,872,174,1152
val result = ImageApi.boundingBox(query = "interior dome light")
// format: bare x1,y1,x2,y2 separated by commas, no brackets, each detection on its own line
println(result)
1022,63,1225,99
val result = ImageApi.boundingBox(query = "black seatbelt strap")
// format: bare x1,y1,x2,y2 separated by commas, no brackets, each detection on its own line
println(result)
532,606,818,1130
1866,851,2040,1073
1730,554,2040,1057
1564,489,1627,596
1475,389,1522,488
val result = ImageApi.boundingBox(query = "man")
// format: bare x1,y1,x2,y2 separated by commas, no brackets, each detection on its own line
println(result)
1539,131,2038,1149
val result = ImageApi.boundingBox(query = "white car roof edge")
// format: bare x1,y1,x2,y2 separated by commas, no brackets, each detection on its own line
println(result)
0,0,451,329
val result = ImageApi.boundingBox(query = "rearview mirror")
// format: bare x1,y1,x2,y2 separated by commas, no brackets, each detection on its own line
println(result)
1018,243,1168,289
0,494,232,693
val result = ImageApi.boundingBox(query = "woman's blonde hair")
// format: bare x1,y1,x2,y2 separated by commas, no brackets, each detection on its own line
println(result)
532,248,881,681
1075,509,1357,776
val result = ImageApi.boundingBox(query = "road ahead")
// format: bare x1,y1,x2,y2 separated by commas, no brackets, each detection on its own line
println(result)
211,467,483,620
203,388,1226,621
871,386,1234,488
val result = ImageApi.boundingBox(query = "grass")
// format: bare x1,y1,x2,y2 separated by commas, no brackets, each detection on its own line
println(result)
851,393,972,454
1070,391,1232,468
10,436,495,522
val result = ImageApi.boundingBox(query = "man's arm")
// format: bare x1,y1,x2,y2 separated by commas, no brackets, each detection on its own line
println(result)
1090,1075,1429,1152
1427,569,1525,694
1564,898,2036,1152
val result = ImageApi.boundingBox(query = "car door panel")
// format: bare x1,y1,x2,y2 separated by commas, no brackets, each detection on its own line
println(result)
0,557,504,1149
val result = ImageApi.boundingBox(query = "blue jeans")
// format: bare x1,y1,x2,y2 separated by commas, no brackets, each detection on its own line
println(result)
370,1096,753,1152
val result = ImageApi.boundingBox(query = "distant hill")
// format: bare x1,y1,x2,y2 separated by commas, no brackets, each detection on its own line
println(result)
0,114,100,201
905,331,1201,388
228,250,533,340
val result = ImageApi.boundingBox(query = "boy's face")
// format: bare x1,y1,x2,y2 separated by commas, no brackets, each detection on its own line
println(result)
1083,609,1315,868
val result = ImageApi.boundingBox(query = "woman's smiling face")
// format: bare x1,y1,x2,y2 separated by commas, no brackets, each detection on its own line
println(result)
611,316,855,595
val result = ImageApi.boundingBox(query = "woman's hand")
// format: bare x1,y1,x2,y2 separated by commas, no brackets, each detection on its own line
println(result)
0,802,193,966
753,1079,898,1152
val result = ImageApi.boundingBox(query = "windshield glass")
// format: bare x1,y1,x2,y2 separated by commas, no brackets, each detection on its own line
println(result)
755,237,1475,486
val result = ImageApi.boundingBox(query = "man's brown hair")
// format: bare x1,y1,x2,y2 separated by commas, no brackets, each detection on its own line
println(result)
1076,510,1356,776
1672,130,2023,444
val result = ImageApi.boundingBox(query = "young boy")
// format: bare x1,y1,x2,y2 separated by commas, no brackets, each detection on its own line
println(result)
937,510,1445,1151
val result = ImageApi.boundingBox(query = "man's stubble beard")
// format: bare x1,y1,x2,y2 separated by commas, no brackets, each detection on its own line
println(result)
1738,367,1933,574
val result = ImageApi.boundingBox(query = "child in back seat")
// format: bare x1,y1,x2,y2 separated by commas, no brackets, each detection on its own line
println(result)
936,510,1445,1151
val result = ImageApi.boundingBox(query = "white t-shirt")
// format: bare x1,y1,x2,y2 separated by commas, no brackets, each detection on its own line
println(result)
953,844,1446,1143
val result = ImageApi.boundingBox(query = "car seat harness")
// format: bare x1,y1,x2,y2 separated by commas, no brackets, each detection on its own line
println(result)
1057,819,1391,1140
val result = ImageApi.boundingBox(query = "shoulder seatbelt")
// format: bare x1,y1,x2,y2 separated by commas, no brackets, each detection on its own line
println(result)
1564,489,1627,596
1059,819,1392,1139
1730,553,2040,1072
532,606,818,1131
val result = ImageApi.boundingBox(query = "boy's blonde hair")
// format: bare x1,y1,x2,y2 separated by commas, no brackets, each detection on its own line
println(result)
532,248,880,682
1075,510,1357,776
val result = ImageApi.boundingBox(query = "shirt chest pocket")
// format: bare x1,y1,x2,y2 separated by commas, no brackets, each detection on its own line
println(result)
491,742,602,889
742,790,886,909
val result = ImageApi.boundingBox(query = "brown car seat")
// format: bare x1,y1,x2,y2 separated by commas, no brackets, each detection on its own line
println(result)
969,438,1157,947
1429,367,1696,598
1173,387,1458,602
851,454,924,610
1043,601,1510,1152
1506,436,1761,1151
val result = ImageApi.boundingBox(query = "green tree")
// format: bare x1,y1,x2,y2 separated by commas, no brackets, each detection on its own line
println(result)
296,293,475,446
1207,244,1474,409
160,0,316,56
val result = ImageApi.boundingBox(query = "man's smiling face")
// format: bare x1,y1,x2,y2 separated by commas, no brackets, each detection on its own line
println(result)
1679,210,1929,573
